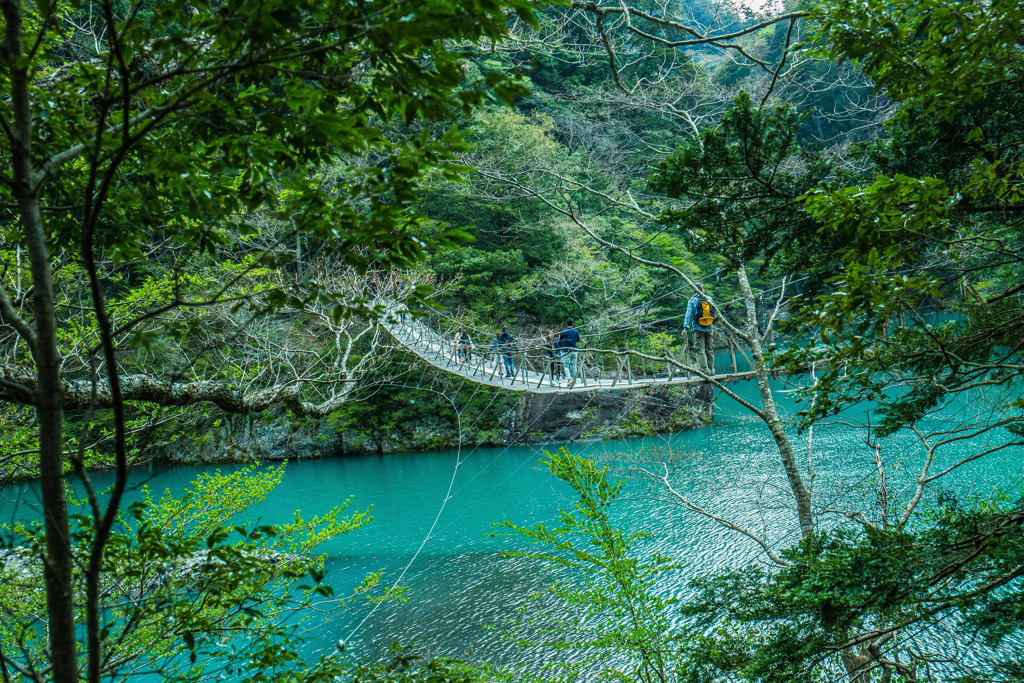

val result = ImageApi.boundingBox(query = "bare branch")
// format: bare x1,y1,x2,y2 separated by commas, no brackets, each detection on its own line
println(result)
619,462,790,566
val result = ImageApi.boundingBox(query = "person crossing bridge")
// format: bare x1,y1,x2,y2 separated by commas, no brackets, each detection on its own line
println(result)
682,282,716,376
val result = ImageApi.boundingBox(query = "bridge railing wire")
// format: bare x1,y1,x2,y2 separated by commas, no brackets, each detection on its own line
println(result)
409,305,706,376
385,311,755,388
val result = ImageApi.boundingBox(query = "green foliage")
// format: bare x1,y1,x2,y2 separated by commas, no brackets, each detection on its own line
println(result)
856,90,1024,187
527,53,615,93
0,400,194,481
15,0,537,269
649,92,840,284
614,3,1024,678
0,0,544,402
500,449,684,682
0,465,375,680
503,454,1024,682
419,106,573,318
327,355,519,453
778,0,1024,433
615,409,657,437
348,644,485,683
645,331,684,360
785,292,1024,435
809,0,1024,111
428,246,535,315
6,0,1024,679
676,494,1024,682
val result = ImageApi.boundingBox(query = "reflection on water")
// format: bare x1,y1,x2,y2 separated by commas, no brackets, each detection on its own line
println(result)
324,551,565,665
1,369,1022,674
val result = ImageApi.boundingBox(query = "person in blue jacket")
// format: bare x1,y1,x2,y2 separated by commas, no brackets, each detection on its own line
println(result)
489,328,516,378
557,318,581,383
682,282,715,375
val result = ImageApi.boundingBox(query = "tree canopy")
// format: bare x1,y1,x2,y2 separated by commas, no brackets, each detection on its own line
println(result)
0,0,536,680
1,0,1023,680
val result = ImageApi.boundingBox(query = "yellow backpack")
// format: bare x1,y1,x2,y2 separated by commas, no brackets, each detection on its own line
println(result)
697,299,714,327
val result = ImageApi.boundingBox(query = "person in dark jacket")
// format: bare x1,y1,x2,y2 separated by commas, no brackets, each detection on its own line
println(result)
489,328,516,377
455,328,472,363
542,330,562,381
557,318,581,382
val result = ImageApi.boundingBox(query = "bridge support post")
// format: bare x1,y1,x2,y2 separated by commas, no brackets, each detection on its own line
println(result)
442,336,453,367
729,333,738,374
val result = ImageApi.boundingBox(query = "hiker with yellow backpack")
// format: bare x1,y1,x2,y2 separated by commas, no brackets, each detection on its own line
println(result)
682,281,716,376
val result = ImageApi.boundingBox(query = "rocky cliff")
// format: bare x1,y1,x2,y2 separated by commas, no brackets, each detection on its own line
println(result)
157,386,712,463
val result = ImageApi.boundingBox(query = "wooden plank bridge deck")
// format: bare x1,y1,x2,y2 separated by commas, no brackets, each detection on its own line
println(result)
383,317,758,394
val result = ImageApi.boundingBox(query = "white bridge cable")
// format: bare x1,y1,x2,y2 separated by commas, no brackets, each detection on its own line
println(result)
381,311,759,394
338,384,563,647
339,364,677,648
346,387,665,638
342,306,785,649
340,382,494,648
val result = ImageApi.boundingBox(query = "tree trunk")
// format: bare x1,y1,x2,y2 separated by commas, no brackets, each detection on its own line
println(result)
737,265,814,538
841,633,896,683
1,1,78,680
841,648,873,683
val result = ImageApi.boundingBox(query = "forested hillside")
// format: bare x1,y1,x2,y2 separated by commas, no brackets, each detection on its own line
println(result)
0,0,878,469
1,0,1022,680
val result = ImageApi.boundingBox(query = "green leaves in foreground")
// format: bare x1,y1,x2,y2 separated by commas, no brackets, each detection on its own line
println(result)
679,495,1024,682
504,452,1024,682
808,0,1024,109
0,465,372,681
500,449,684,683
649,92,838,282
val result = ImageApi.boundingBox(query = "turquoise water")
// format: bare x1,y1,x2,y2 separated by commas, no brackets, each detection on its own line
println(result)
2,369,1021,671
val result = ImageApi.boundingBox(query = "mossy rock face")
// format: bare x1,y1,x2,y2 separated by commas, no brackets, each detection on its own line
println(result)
521,386,711,443
581,403,707,440
72,384,714,471
154,412,337,465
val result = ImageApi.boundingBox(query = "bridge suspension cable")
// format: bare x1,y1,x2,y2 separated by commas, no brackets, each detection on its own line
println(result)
381,311,759,394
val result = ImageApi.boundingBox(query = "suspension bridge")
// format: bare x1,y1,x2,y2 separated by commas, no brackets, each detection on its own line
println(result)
382,313,760,394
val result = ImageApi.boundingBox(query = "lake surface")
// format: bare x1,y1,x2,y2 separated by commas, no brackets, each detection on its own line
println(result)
2,366,1021,675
